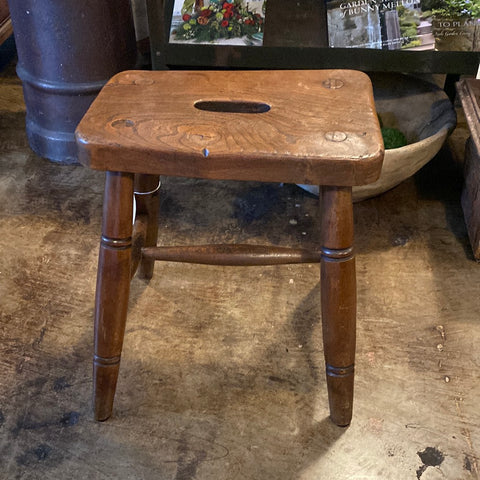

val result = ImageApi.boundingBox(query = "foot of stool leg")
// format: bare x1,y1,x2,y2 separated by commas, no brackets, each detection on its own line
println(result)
93,171,134,421
320,186,356,427
93,356,121,421
134,174,160,279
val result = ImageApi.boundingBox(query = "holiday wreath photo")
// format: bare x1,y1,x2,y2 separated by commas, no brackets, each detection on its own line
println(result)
169,0,266,45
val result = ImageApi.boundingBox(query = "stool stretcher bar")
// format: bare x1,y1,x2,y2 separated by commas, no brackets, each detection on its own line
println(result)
140,244,323,266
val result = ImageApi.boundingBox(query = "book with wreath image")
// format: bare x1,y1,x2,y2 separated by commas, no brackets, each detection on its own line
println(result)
170,0,266,45
326,0,479,51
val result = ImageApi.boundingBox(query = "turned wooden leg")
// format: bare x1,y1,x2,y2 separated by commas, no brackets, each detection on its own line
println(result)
93,171,134,421
320,186,356,427
134,174,160,279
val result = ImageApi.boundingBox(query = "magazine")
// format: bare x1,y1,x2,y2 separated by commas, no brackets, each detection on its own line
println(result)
169,0,266,45
326,0,479,51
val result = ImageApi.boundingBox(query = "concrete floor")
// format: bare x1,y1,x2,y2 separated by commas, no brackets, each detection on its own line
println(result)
0,58,479,480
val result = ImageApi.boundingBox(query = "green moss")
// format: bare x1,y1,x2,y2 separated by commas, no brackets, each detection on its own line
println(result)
381,127,408,149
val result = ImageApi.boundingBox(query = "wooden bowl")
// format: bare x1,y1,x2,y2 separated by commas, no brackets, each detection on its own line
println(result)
299,73,457,202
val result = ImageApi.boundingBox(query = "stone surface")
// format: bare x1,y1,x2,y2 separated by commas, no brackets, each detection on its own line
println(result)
0,61,479,480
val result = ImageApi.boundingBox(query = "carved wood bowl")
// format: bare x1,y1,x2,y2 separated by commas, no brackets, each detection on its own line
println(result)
299,73,457,202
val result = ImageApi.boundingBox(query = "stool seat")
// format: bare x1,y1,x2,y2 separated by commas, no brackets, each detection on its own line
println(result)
76,70,383,186
75,69,384,427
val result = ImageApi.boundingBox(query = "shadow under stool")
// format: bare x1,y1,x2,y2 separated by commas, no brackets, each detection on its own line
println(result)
75,69,384,427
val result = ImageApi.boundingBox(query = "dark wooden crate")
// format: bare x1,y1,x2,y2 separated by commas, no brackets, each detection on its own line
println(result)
457,79,480,261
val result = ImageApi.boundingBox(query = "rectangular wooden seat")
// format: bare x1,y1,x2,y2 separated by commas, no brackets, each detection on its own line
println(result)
76,70,383,186
75,69,384,427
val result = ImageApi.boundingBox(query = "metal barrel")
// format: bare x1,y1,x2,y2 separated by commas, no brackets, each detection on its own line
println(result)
8,0,137,163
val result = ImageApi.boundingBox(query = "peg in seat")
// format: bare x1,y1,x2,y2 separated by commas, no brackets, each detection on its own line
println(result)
75,69,384,426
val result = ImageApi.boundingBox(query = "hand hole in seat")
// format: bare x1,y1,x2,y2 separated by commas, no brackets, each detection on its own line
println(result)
194,100,271,114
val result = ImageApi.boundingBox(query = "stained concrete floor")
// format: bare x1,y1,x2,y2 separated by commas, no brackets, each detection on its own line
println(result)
0,57,479,480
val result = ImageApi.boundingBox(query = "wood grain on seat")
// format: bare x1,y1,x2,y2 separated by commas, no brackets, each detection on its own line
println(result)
76,70,384,186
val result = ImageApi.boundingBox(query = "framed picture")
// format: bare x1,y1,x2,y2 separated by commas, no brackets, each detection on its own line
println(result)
146,0,480,74
326,0,479,52
169,0,266,46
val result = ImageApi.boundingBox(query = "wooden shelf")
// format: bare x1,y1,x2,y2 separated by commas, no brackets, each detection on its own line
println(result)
147,0,480,74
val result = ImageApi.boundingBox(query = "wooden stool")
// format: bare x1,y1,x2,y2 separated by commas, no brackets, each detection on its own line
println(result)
75,70,384,426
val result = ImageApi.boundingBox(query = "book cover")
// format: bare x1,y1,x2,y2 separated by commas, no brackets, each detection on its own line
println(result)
169,0,266,45
326,0,479,51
